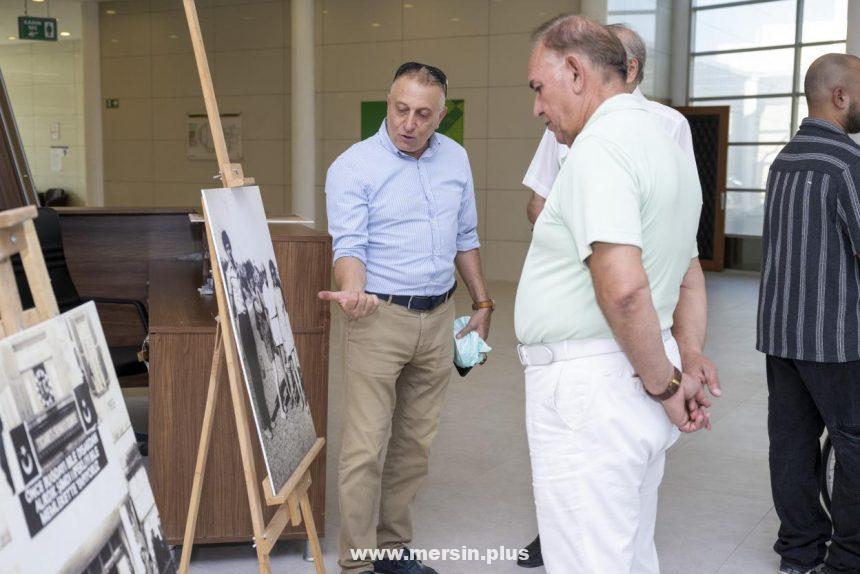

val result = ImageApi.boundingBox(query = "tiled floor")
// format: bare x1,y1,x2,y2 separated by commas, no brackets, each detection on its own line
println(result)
133,270,792,574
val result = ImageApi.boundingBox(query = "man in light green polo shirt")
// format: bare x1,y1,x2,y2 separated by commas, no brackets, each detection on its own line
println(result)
516,14,720,574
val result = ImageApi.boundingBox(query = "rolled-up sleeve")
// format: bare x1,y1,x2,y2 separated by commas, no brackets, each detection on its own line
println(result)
325,157,369,265
456,153,480,252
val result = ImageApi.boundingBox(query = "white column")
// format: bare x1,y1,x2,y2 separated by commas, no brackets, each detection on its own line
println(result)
82,1,104,206
848,0,860,57
291,0,316,223
669,0,691,106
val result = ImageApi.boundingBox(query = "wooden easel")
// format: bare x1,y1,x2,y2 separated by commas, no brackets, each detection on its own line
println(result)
177,1,326,573
0,205,59,339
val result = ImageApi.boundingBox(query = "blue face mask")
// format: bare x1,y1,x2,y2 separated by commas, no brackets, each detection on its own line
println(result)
452,315,492,369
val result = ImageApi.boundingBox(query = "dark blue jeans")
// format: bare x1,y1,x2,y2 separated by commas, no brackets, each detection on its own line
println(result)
767,355,860,573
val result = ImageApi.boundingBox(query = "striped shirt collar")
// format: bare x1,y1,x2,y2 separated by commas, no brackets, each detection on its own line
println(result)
800,117,846,135
377,119,441,159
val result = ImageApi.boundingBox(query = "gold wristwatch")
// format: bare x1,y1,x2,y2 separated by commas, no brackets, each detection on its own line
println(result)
647,366,683,401
471,299,495,312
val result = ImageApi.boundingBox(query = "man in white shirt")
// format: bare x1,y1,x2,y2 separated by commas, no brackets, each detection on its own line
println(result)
522,23,695,225
516,22,717,571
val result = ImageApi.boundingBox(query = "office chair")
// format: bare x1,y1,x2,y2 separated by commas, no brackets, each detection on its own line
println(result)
12,207,149,380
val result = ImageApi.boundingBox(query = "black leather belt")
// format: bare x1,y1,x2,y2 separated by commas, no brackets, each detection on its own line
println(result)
369,283,456,312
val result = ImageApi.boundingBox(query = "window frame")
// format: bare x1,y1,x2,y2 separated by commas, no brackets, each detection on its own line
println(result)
686,0,847,237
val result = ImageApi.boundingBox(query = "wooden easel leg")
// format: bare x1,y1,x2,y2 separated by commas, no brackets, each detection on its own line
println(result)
179,323,225,574
299,491,325,574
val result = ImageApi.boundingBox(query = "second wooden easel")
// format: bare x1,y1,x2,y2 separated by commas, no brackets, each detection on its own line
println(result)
0,205,58,339
177,1,326,573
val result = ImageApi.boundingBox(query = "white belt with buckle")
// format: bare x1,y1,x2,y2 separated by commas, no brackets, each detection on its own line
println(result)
517,329,672,367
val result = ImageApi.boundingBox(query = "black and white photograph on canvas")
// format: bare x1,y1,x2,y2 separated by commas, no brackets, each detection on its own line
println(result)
202,185,316,494
0,303,176,574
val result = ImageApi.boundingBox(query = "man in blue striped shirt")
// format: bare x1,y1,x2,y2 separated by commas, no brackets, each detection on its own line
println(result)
322,63,493,574
758,53,860,574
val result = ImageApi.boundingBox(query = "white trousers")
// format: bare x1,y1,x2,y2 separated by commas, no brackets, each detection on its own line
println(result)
525,336,682,574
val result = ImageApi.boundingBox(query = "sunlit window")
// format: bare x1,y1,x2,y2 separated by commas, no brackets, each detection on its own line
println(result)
689,0,847,237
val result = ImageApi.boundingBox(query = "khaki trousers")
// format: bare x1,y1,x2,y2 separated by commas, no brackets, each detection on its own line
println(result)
338,298,455,574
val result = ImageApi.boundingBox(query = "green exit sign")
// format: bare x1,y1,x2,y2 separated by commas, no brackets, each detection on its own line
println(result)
18,16,58,42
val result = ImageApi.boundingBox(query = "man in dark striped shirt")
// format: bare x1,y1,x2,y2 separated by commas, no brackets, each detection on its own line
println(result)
757,53,860,574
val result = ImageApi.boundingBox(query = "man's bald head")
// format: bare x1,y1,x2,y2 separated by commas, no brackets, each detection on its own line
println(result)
804,53,860,134
606,23,646,86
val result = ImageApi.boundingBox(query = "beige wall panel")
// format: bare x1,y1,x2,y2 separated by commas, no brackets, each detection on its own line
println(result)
0,54,32,86
152,97,206,141
482,239,529,282
213,48,287,95
487,86,543,139
34,116,82,147
103,98,153,141
486,138,538,190
102,56,152,98
152,53,205,97
402,0,489,39
214,2,285,51
488,33,531,87
104,181,156,206
323,0,403,44
154,181,204,207
319,138,355,184
4,84,33,116
259,183,287,215
32,52,76,85
15,116,35,147
486,188,533,241
104,140,153,182
314,185,326,228
100,13,152,58
321,91,387,140
149,0,189,12
323,41,402,92
402,36,489,89
150,8,215,54
463,138,487,191
475,187,487,241
100,1,153,16
32,84,78,116
489,0,580,35
219,94,286,140
242,139,287,186
154,140,219,183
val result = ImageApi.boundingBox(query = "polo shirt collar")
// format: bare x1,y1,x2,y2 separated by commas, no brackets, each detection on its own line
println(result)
582,93,646,132
377,119,441,159
801,117,846,136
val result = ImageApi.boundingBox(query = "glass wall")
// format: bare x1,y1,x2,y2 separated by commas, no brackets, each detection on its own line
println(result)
688,0,847,237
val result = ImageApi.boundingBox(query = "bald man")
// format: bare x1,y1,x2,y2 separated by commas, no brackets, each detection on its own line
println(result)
757,53,860,574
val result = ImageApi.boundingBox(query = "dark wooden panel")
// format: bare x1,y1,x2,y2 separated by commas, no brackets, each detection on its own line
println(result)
0,68,38,210
676,106,729,272
148,247,331,545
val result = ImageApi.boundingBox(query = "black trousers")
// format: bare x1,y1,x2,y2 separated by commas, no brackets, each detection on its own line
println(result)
767,355,860,572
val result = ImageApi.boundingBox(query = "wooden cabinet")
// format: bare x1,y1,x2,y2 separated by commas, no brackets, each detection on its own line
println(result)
146,224,331,545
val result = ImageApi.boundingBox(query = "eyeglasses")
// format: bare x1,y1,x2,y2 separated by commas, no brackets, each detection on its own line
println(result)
393,61,448,95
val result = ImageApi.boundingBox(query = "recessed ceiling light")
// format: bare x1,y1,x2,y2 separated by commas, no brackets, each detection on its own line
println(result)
7,36,16,41
371,22,381,27
403,2,414,7
169,34,178,40
32,0,44,3
60,31,71,37
450,17,460,22
105,9,116,15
